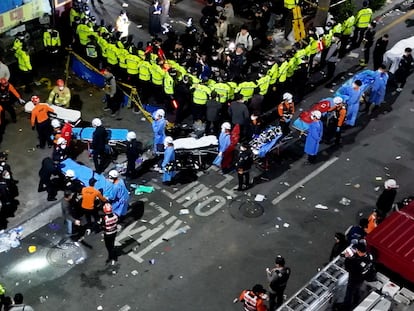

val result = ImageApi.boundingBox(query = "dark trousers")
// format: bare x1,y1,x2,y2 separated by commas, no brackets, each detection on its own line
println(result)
280,121,291,136
338,35,351,58
326,61,336,80
363,42,373,63
343,281,363,310
269,288,285,311
205,120,220,136
93,151,107,174
126,156,138,177
325,118,342,145
237,171,250,190
307,154,317,163
351,27,366,48
104,233,117,261
83,208,100,231
192,103,206,122
0,102,17,122
373,52,384,70
36,119,53,148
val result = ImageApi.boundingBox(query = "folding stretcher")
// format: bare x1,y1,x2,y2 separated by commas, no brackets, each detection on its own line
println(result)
72,127,129,145
24,101,82,124
60,158,114,196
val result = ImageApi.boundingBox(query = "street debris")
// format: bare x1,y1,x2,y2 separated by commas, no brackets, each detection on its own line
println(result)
375,176,383,181
315,204,328,210
149,259,155,265
283,223,290,228
0,227,23,253
353,184,361,189
28,246,37,253
39,296,48,303
226,196,232,200
254,194,266,202
395,156,401,160
179,209,190,215
333,208,340,213
374,186,380,192
97,306,103,310
345,183,352,186
339,197,351,206
67,259,74,265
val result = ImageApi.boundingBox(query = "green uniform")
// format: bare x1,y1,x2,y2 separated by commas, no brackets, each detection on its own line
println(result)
256,75,271,95
192,84,211,105
43,29,61,50
236,81,256,101
125,53,141,75
355,8,373,28
14,48,32,72
164,73,175,95
212,82,231,103
342,16,355,35
138,61,152,81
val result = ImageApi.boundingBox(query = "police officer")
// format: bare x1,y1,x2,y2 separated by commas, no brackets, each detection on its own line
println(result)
266,255,291,310
30,96,55,149
14,44,33,93
102,203,119,265
351,2,373,49
238,284,268,311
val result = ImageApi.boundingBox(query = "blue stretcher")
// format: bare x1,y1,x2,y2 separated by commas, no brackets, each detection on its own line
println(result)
72,127,129,145
60,158,114,196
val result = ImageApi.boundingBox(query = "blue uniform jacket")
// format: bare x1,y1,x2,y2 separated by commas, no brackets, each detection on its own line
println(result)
304,120,323,156
369,71,388,105
162,146,176,182
152,118,166,146
108,178,129,216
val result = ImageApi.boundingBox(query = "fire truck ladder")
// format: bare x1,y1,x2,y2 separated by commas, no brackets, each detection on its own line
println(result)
278,256,348,311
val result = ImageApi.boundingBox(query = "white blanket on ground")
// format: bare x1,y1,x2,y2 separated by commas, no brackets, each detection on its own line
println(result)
383,36,414,74
173,135,218,150
24,101,81,123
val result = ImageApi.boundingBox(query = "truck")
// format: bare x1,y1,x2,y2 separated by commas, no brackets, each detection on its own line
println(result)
277,201,414,311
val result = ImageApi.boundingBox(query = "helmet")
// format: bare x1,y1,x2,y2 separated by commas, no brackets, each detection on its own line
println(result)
0,78,8,87
31,95,40,104
155,109,165,119
221,122,231,130
283,92,293,101
311,110,322,119
56,79,64,87
92,118,102,127
126,131,136,141
103,203,112,214
164,136,173,145
65,169,75,178
333,96,343,104
384,179,399,189
275,255,285,266
108,169,119,179
51,119,61,128
57,137,67,145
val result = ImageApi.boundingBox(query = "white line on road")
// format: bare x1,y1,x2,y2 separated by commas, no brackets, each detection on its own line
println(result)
271,157,339,205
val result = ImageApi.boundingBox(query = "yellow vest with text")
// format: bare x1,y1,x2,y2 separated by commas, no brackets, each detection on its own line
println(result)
212,82,231,103
236,81,256,100
43,30,61,48
164,73,175,95
256,75,270,95
355,8,372,28
138,61,152,81
193,84,211,105
125,53,141,75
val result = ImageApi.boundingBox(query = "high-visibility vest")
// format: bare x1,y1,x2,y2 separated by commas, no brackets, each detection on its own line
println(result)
106,43,119,65
342,16,355,35
69,8,80,26
305,37,319,56
212,82,231,103
0,283,5,295
43,30,61,48
138,61,151,81
192,84,211,105
86,42,98,58
332,23,342,34
286,58,296,78
236,81,256,101
227,81,237,100
138,49,145,60
164,73,175,95
278,61,289,83
256,75,270,95
206,79,216,87
118,47,129,69
14,48,32,72
355,8,372,28
151,63,165,86
12,38,22,51
323,30,333,49
284,0,297,9
125,53,141,75
97,37,109,58
76,24,94,46
189,74,200,85
268,63,279,85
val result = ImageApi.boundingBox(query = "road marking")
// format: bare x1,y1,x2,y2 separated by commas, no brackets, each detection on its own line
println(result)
375,9,414,39
272,157,339,205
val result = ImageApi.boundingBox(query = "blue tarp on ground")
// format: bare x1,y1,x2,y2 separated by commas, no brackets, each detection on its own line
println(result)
70,55,105,88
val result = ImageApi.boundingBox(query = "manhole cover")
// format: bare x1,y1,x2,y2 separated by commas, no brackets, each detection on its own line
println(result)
46,241,87,268
239,201,264,218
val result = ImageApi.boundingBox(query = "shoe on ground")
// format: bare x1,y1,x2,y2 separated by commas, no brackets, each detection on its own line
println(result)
396,88,403,92
36,144,45,149
85,229,91,236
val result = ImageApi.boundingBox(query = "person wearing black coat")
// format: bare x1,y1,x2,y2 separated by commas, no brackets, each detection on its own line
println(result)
376,179,398,216
395,47,414,91
125,131,143,178
228,93,249,140
205,91,221,135
329,232,349,261
373,34,389,70
38,157,61,201
91,118,109,174
235,142,253,191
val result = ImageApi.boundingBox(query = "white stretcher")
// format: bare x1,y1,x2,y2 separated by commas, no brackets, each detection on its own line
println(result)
24,101,82,124
173,135,218,150
383,36,414,74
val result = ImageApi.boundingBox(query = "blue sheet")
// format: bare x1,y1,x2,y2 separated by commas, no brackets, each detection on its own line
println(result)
335,70,377,95
258,134,283,158
60,159,114,196
292,118,310,132
72,127,129,142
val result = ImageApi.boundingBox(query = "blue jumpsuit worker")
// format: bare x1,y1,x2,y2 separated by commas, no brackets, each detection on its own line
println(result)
213,122,231,167
336,79,363,127
107,169,129,218
367,65,388,115
304,110,323,164
152,109,166,153
162,136,176,185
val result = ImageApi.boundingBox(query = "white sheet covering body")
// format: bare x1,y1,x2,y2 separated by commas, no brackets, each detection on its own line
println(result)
24,101,81,123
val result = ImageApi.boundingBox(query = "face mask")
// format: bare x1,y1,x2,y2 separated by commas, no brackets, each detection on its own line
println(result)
59,86,64,91
61,144,67,150
3,172,10,179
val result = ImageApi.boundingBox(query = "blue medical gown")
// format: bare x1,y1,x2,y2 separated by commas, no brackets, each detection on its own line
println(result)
304,120,323,156
162,146,176,182
152,118,166,149
107,178,130,216
336,84,362,126
369,71,388,106
213,132,230,166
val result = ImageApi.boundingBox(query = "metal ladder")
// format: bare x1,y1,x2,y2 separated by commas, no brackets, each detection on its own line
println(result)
278,256,348,311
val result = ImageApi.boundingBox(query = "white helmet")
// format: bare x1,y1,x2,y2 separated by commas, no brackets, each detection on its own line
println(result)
51,119,61,128
108,169,119,179
221,122,231,130
155,109,165,119
92,118,102,127
126,131,136,141
57,137,67,145
164,136,174,145
384,179,399,189
283,92,293,101
311,110,322,120
65,169,75,178
333,96,343,104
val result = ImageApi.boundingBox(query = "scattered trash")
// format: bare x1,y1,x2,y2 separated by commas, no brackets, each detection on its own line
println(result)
179,209,190,215
179,276,183,279
395,156,401,160
48,223,60,231
374,186,380,192
345,183,352,186
339,197,351,206
112,270,117,275
302,197,306,200
178,228,187,234
168,275,174,280
19,128,22,132
215,199,221,203
275,225,280,229
97,306,103,311
134,185,154,195
283,182,290,187
333,208,340,213
75,257,85,264
375,176,383,181
0,226,23,253
122,2,128,7
28,245,37,253
140,117,146,121
233,298,239,304
149,259,155,265
185,196,191,201
346,158,350,161
359,212,364,217
353,184,361,189
39,296,48,303
130,184,137,189
283,223,290,228
254,194,266,202
131,270,139,276
67,259,74,265
218,265,222,269
277,217,282,221
315,204,328,210
384,167,389,171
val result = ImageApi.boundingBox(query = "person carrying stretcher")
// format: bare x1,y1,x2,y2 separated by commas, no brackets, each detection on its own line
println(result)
277,92,295,136
325,97,347,146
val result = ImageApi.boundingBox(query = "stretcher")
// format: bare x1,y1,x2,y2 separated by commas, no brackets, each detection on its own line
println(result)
249,126,283,158
383,35,414,74
24,101,82,124
72,127,129,146
60,158,114,196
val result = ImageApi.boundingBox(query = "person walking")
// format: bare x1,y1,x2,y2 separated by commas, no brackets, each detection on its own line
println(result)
14,44,33,93
152,109,166,153
107,170,129,219
235,142,253,191
266,255,291,310
125,131,142,178
30,95,55,149
304,110,323,164
149,0,162,37
102,203,119,265
325,97,346,146
351,2,373,49
359,22,376,66
161,136,176,185
238,284,268,311
395,47,414,92
376,179,398,216
61,190,81,238
336,80,363,127
277,92,295,136
91,118,108,174
373,34,389,70
228,93,249,141
115,10,130,39
367,64,388,115
205,91,222,135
